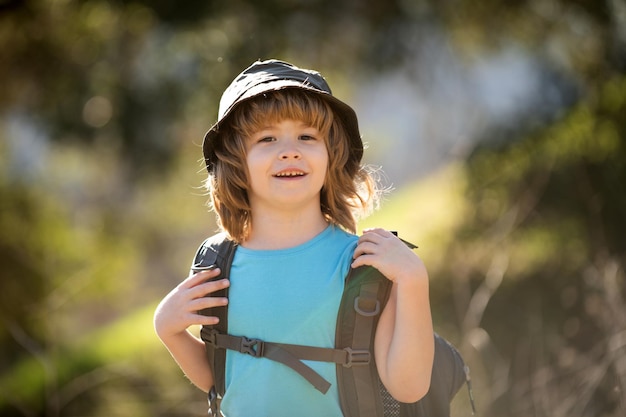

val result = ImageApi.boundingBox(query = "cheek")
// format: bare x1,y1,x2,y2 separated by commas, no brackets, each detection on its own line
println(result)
319,145,329,165
316,151,330,185
245,153,262,189
318,141,330,167
245,148,264,172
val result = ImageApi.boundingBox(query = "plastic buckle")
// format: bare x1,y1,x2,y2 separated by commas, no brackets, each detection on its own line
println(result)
354,296,380,317
201,328,217,346
241,337,264,357
343,347,371,367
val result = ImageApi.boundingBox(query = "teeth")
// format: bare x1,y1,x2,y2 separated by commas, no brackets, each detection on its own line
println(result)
275,171,304,177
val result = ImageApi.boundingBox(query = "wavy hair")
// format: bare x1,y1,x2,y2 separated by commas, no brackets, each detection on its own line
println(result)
205,88,379,242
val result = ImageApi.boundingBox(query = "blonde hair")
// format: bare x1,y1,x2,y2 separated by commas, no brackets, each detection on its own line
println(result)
206,89,379,242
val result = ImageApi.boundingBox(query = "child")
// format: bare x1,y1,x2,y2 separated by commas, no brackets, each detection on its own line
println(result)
154,59,434,416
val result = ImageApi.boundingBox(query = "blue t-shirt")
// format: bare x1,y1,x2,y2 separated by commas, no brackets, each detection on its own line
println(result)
220,225,358,417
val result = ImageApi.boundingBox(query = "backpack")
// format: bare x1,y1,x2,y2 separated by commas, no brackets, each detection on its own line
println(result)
192,233,475,417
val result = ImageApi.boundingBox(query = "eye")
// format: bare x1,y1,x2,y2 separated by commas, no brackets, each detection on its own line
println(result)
298,125,322,141
257,136,275,143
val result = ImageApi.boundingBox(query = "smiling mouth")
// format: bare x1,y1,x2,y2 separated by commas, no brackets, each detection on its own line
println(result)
273,171,306,177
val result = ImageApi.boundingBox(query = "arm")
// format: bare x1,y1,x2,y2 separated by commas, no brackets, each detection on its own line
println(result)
153,268,230,392
352,228,434,403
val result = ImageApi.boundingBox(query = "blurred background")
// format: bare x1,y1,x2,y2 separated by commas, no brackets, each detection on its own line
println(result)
1,0,625,416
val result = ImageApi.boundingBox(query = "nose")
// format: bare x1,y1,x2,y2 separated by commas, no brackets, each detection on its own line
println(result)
278,142,301,160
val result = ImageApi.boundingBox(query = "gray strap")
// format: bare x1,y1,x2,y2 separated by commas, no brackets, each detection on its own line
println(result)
351,281,383,417
200,328,373,394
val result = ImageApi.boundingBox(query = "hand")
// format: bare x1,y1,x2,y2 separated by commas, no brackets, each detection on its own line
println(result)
153,268,230,340
352,228,428,285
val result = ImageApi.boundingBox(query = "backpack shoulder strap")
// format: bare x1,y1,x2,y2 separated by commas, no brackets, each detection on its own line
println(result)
336,265,393,417
191,233,237,414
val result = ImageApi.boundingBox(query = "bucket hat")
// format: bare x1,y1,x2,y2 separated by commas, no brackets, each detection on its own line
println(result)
202,59,363,172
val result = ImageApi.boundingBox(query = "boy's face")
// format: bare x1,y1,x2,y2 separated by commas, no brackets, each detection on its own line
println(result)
245,118,328,214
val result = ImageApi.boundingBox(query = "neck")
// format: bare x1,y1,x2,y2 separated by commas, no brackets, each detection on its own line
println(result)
243,208,329,250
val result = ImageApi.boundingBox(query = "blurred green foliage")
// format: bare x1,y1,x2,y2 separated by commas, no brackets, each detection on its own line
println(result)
449,73,626,415
1,0,625,416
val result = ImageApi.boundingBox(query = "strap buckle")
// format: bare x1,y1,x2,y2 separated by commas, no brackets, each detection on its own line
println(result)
241,337,264,357
354,296,380,317
343,347,371,367
201,327,217,346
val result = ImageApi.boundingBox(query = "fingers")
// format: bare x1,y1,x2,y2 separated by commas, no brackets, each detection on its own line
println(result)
185,270,229,323
361,228,395,239
352,231,385,269
351,254,374,269
352,228,421,276
189,277,230,326
180,267,222,289
192,277,231,299
353,228,400,259
174,269,230,318
357,228,400,248
179,268,231,299
190,294,228,312
177,290,229,326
